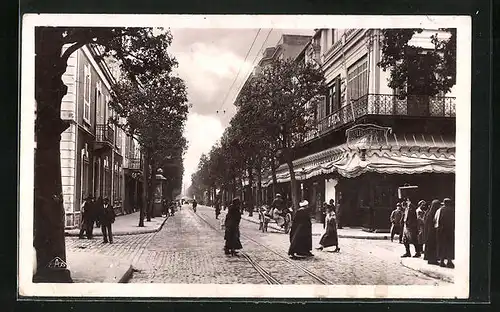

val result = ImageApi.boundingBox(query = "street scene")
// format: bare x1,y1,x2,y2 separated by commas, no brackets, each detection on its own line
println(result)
25,16,463,297
66,203,449,285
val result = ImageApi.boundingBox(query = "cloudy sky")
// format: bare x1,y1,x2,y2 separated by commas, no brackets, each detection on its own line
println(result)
165,28,314,192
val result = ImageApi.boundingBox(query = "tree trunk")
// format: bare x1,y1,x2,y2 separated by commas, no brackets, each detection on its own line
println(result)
270,156,278,198
139,151,147,227
33,28,73,282
247,166,254,217
285,150,299,212
147,159,156,221
256,158,263,207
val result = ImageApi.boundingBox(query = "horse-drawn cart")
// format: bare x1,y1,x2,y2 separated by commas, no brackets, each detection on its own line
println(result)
258,205,292,234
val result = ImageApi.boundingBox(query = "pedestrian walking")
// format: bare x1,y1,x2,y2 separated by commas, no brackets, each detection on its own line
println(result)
401,199,421,258
192,199,197,212
423,199,441,265
288,200,314,259
99,197,116,244
416,200,428,254
389,203,404,243
316,204,340,252
435,198,455,268
224,197,243,256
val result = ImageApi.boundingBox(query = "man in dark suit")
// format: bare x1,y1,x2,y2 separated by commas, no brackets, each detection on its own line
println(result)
100,197,116,244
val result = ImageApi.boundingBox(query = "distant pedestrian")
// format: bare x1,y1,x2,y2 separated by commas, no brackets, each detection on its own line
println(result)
401,199,421,258
192,199,197,212
215,196,221,219
321,202,328,229
100,197,116,244
224,197,243,256
423,199,441,265
288,200,314,259
316,204,340,252
390,203,404,243
435,198,455,268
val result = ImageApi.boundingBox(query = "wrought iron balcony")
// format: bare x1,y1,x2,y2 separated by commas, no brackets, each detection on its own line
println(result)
95,124,114,146
304,93,456,141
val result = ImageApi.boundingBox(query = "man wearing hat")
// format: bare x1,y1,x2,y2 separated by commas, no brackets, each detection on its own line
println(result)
288,200,314,259
390,202,404,243
435,198,455,268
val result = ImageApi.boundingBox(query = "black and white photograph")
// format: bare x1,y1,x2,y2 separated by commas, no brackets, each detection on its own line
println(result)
19,15,471,299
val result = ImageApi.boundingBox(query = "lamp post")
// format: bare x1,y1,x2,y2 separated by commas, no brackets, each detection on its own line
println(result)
300,168,306,200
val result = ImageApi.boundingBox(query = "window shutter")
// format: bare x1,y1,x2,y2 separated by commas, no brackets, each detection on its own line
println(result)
334,76,341,111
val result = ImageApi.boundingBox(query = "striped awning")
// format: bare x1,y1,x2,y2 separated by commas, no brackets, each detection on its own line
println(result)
263,133,455,186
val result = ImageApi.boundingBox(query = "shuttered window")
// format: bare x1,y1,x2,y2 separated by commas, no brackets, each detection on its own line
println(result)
347,56,369,102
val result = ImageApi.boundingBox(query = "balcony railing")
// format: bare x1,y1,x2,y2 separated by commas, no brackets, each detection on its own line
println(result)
95,124,115,146
304,93,456,141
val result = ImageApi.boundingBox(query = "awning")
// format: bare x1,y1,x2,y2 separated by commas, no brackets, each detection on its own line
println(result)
263,133,455,186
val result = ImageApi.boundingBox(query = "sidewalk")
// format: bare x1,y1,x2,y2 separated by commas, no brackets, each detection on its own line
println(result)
65,211,168,236
67,251,134,283
400,258,455,283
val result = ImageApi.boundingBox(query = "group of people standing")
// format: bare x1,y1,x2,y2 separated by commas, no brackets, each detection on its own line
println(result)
391,197,455,268
79,196,116,244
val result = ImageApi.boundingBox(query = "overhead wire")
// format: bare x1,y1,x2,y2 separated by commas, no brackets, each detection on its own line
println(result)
218,28,275,116
216,28,262,115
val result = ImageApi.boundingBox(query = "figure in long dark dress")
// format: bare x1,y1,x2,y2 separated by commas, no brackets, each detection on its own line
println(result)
316,205,340,252
224,198,243,256
436,198,455,268
288,200,313,259
423,199,441,264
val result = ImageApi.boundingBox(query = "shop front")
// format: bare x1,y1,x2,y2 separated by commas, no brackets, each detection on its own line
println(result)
265,128,456,232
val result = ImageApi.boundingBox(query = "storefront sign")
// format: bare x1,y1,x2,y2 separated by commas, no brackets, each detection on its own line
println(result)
346,124,392,147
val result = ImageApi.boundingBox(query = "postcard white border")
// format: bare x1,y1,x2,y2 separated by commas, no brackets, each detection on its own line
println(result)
19,14,471,299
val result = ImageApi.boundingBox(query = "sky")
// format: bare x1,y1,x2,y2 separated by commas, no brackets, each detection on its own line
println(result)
166,28,314,193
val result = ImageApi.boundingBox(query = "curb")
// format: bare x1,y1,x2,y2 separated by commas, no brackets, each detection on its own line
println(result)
241,215,390,240
65,216,169,237
400,259,454,283
118,265,134,283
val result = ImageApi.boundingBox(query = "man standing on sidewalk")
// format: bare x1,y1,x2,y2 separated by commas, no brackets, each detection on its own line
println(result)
215,195,221,219
390,203,403,243
100,198,116,244
79,195,94,239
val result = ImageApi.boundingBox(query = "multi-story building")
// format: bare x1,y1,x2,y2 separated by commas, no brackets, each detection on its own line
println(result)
263,29,456,231
59,44,142,228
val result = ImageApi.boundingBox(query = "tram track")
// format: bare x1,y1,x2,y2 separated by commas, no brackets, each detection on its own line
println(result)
192,207,333,285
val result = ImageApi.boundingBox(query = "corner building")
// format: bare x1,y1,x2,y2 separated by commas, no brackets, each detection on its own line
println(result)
264,29,456,232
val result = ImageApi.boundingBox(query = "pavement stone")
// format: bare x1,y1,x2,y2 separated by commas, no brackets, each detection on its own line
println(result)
65,212,168,236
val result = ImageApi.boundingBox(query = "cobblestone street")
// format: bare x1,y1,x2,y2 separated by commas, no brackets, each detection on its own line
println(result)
65,205,449,285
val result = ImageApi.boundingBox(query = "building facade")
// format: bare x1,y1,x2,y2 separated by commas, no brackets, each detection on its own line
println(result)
263,29,456,231
59,44,142,228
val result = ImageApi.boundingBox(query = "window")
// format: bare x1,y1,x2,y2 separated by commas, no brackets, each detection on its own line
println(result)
105,94,110,124
324,76,341,116
96,82,103,124
83,64,91,123
347,56,369,102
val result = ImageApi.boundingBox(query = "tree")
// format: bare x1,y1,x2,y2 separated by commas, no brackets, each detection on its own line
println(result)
111,73,189,225
240,58,326,211
377,28,457,97
34,27,175,282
